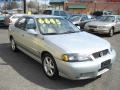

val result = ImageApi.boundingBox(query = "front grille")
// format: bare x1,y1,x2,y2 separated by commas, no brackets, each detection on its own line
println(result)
89,25,97,28
92,49,109,58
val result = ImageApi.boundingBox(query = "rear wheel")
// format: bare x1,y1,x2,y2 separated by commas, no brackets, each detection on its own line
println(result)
10,38,18,52
42,53,59,79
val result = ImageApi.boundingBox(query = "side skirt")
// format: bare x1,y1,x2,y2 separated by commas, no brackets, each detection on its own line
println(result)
17,45,42,64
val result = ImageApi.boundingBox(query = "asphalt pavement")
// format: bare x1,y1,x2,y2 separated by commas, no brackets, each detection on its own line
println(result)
0,28,120,90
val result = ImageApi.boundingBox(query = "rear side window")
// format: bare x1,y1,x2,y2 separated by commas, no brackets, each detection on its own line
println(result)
43,10,52,15
15,17,26,30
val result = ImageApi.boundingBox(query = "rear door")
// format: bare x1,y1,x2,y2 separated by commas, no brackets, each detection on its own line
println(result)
13,17,27,47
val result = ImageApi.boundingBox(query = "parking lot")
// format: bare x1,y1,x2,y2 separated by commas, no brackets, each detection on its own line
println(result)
0,27,120,90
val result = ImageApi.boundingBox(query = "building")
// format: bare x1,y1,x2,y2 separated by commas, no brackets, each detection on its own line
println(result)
49,0,120,14
64,0,120,14
49,0,64,10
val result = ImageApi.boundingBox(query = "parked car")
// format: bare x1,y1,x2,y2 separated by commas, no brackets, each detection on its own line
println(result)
43,10,69,19
4,14,25,26
0,15,7,27
84,15,120,37
68,14,94,29
9,15,116,80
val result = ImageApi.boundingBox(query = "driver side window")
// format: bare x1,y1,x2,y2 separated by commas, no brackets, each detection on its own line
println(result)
26,18,36,30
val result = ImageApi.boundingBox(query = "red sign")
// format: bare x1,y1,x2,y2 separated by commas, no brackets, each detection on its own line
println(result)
111,0,120,2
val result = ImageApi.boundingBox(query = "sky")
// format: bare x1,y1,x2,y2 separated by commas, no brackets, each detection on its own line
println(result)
0,0,50,4
0,0,50,8
27,0,50,5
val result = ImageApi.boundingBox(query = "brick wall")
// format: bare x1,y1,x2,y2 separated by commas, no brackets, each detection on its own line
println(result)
64,1,120,14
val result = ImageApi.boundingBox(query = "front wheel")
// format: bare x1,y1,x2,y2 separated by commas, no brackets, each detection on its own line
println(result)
108,28,114,37
42,53,59,79
10,38,18,52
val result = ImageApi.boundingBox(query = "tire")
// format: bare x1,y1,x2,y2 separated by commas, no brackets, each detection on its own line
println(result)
97,75,102,78
10,38,18,52
42,53,59,79
108,28,114,37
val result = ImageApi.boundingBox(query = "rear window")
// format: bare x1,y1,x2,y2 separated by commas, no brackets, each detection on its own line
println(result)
43,10,52,15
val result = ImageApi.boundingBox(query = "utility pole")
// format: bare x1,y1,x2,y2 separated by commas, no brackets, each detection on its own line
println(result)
23,0,26,13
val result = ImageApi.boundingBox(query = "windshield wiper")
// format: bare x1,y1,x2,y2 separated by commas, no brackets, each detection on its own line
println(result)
44,33,60,35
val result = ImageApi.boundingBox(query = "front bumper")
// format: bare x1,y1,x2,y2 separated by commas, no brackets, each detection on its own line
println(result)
55,50,116,80
85,27,110,34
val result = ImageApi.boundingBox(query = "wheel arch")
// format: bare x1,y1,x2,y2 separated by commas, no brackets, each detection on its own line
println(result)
9,35,13,41
41,51,54,60
111,26,115,32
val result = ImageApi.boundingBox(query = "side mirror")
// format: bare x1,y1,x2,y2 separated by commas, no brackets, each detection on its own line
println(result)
27,29,39,35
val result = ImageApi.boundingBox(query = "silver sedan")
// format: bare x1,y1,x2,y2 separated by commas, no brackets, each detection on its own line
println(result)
84,15,120,37
8,15,116,80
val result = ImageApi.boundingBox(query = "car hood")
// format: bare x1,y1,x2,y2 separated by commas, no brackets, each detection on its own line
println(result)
44,32,110,56
87,21,114,26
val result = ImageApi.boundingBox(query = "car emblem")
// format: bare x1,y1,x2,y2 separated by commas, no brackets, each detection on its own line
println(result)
100,52,104,57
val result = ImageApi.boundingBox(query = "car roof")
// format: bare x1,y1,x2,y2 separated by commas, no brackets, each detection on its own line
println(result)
23,14,64,18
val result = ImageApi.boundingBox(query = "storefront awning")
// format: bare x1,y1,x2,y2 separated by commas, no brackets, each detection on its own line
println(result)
50,0,64,4
68,4,86,9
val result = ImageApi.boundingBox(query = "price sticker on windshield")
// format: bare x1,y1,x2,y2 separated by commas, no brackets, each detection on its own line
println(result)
38,18,62,25
44,18,50,24
49,19,56,24
55,19,61,24
38,19,45,24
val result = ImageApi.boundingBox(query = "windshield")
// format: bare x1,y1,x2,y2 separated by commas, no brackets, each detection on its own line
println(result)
37,17,80,35
99,16,115,22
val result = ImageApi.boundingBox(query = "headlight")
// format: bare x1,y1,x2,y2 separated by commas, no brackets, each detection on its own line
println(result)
62,54,92,62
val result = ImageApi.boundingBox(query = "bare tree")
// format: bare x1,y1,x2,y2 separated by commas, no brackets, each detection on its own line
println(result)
11,0,18,9
27,1,36,9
